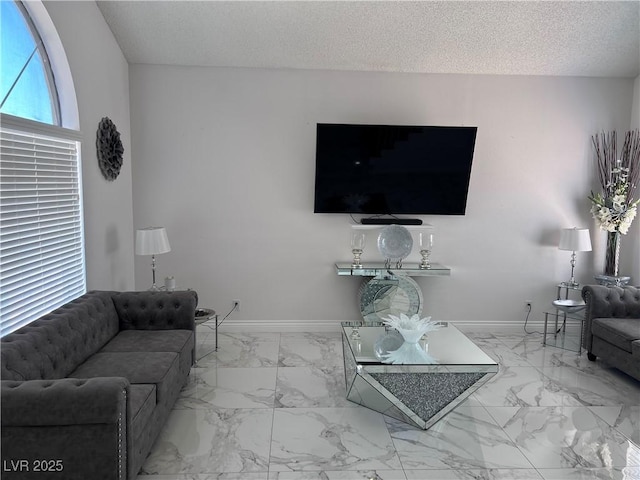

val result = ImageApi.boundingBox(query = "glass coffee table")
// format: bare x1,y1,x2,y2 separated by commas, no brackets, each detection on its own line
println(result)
341,321,498,430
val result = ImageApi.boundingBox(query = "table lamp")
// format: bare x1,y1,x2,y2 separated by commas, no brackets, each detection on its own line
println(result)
136,227,171,290
558,227,592,287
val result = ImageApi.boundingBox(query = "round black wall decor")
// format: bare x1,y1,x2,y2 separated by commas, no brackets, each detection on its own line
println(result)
96,117,124,181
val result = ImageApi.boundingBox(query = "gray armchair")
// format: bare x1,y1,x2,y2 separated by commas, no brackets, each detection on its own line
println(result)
582,284,640,381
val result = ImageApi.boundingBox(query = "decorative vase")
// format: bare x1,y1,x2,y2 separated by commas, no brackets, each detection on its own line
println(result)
604,231,621,277
379,313,442,364
381,339,437,364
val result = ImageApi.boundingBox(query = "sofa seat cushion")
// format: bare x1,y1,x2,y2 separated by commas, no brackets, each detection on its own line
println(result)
101,329,194,382
68,352,178,403
592,318,640,353
129,384,156,443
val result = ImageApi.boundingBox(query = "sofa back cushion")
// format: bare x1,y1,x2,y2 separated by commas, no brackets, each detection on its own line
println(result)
1,291,120,381
583,285,640,319
111,290,197,331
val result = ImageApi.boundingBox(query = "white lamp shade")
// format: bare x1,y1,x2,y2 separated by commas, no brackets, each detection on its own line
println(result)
135,227,171,256
559,228,592,252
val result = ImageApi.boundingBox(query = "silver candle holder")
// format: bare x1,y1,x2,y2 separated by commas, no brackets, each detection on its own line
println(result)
419,232,433,269
351,231,366,268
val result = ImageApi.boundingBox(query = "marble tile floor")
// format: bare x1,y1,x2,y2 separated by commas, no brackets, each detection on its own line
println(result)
137,329,640,480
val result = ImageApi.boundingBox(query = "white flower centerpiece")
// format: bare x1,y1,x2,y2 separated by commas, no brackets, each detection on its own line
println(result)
379,313,442,364
588,130,640,277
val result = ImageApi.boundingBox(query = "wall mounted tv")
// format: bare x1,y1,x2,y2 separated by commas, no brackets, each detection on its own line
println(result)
313,123,477,215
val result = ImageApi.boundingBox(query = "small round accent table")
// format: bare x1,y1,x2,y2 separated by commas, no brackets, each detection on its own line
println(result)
543,299,586,354
194,308,217,364
552,299,586,314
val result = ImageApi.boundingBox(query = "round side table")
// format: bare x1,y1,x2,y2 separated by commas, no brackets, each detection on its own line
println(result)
194,308,217,364
543,299,586,354
552,299,585,314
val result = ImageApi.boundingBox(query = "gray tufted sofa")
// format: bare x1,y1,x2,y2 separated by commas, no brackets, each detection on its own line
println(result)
582,284,640,381
1,290,198,480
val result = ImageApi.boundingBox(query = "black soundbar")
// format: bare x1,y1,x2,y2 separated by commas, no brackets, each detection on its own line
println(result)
360,218,423,226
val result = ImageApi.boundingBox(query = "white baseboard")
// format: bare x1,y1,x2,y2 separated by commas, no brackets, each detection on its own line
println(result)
210,318,547,334
214,319,343,333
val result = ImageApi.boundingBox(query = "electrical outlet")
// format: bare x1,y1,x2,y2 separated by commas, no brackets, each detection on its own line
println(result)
525,301,532,310
232,299,240,311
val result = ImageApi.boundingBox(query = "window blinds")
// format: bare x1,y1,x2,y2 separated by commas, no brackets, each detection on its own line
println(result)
1,120,86,336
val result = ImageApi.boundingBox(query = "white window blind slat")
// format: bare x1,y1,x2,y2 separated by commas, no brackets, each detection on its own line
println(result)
2,245,83,277
2,261,84,297
1,175,78,184
2,153,76,162
2,261,84,294
2,270,85,315
1,280,86,333
2,269,85,312
1,228,81,248
5,226,83,243
0,123,86,337
2,144,76,154
2,240,82,267
2,214,81,233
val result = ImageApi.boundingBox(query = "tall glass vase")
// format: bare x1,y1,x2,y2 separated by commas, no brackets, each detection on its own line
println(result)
604,231,621,277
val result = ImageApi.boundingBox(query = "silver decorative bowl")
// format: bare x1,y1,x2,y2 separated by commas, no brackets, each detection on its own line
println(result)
194,308,215,324
552,299,586,314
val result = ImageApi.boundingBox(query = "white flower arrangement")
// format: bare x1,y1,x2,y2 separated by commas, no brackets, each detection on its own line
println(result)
589,131,640,235
589,183,638,235
379,313,443,364
382,313,442,343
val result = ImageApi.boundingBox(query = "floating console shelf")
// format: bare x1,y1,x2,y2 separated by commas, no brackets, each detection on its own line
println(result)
335,262,451,277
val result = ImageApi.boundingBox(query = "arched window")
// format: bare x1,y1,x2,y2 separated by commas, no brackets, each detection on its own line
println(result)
1,1,85,337
1,0,59,124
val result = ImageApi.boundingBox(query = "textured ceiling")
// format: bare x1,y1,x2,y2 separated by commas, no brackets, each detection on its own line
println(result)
97,1,640,77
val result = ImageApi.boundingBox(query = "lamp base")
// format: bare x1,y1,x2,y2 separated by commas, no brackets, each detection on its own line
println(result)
148,254,159,291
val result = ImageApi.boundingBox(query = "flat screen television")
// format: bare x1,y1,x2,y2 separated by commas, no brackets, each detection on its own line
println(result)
313,123,477,215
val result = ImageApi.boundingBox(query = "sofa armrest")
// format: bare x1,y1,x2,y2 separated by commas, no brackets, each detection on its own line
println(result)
1,377,128,427
2,377,129,480
581,285,640,352
111,290,198,331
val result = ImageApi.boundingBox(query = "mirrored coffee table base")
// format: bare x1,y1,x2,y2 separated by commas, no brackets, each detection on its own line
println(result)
341,321,498,430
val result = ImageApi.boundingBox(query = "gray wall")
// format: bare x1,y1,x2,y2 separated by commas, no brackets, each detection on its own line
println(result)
627,76,640,283
129,66,636,329
41,2,638,329
44,1,134,291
